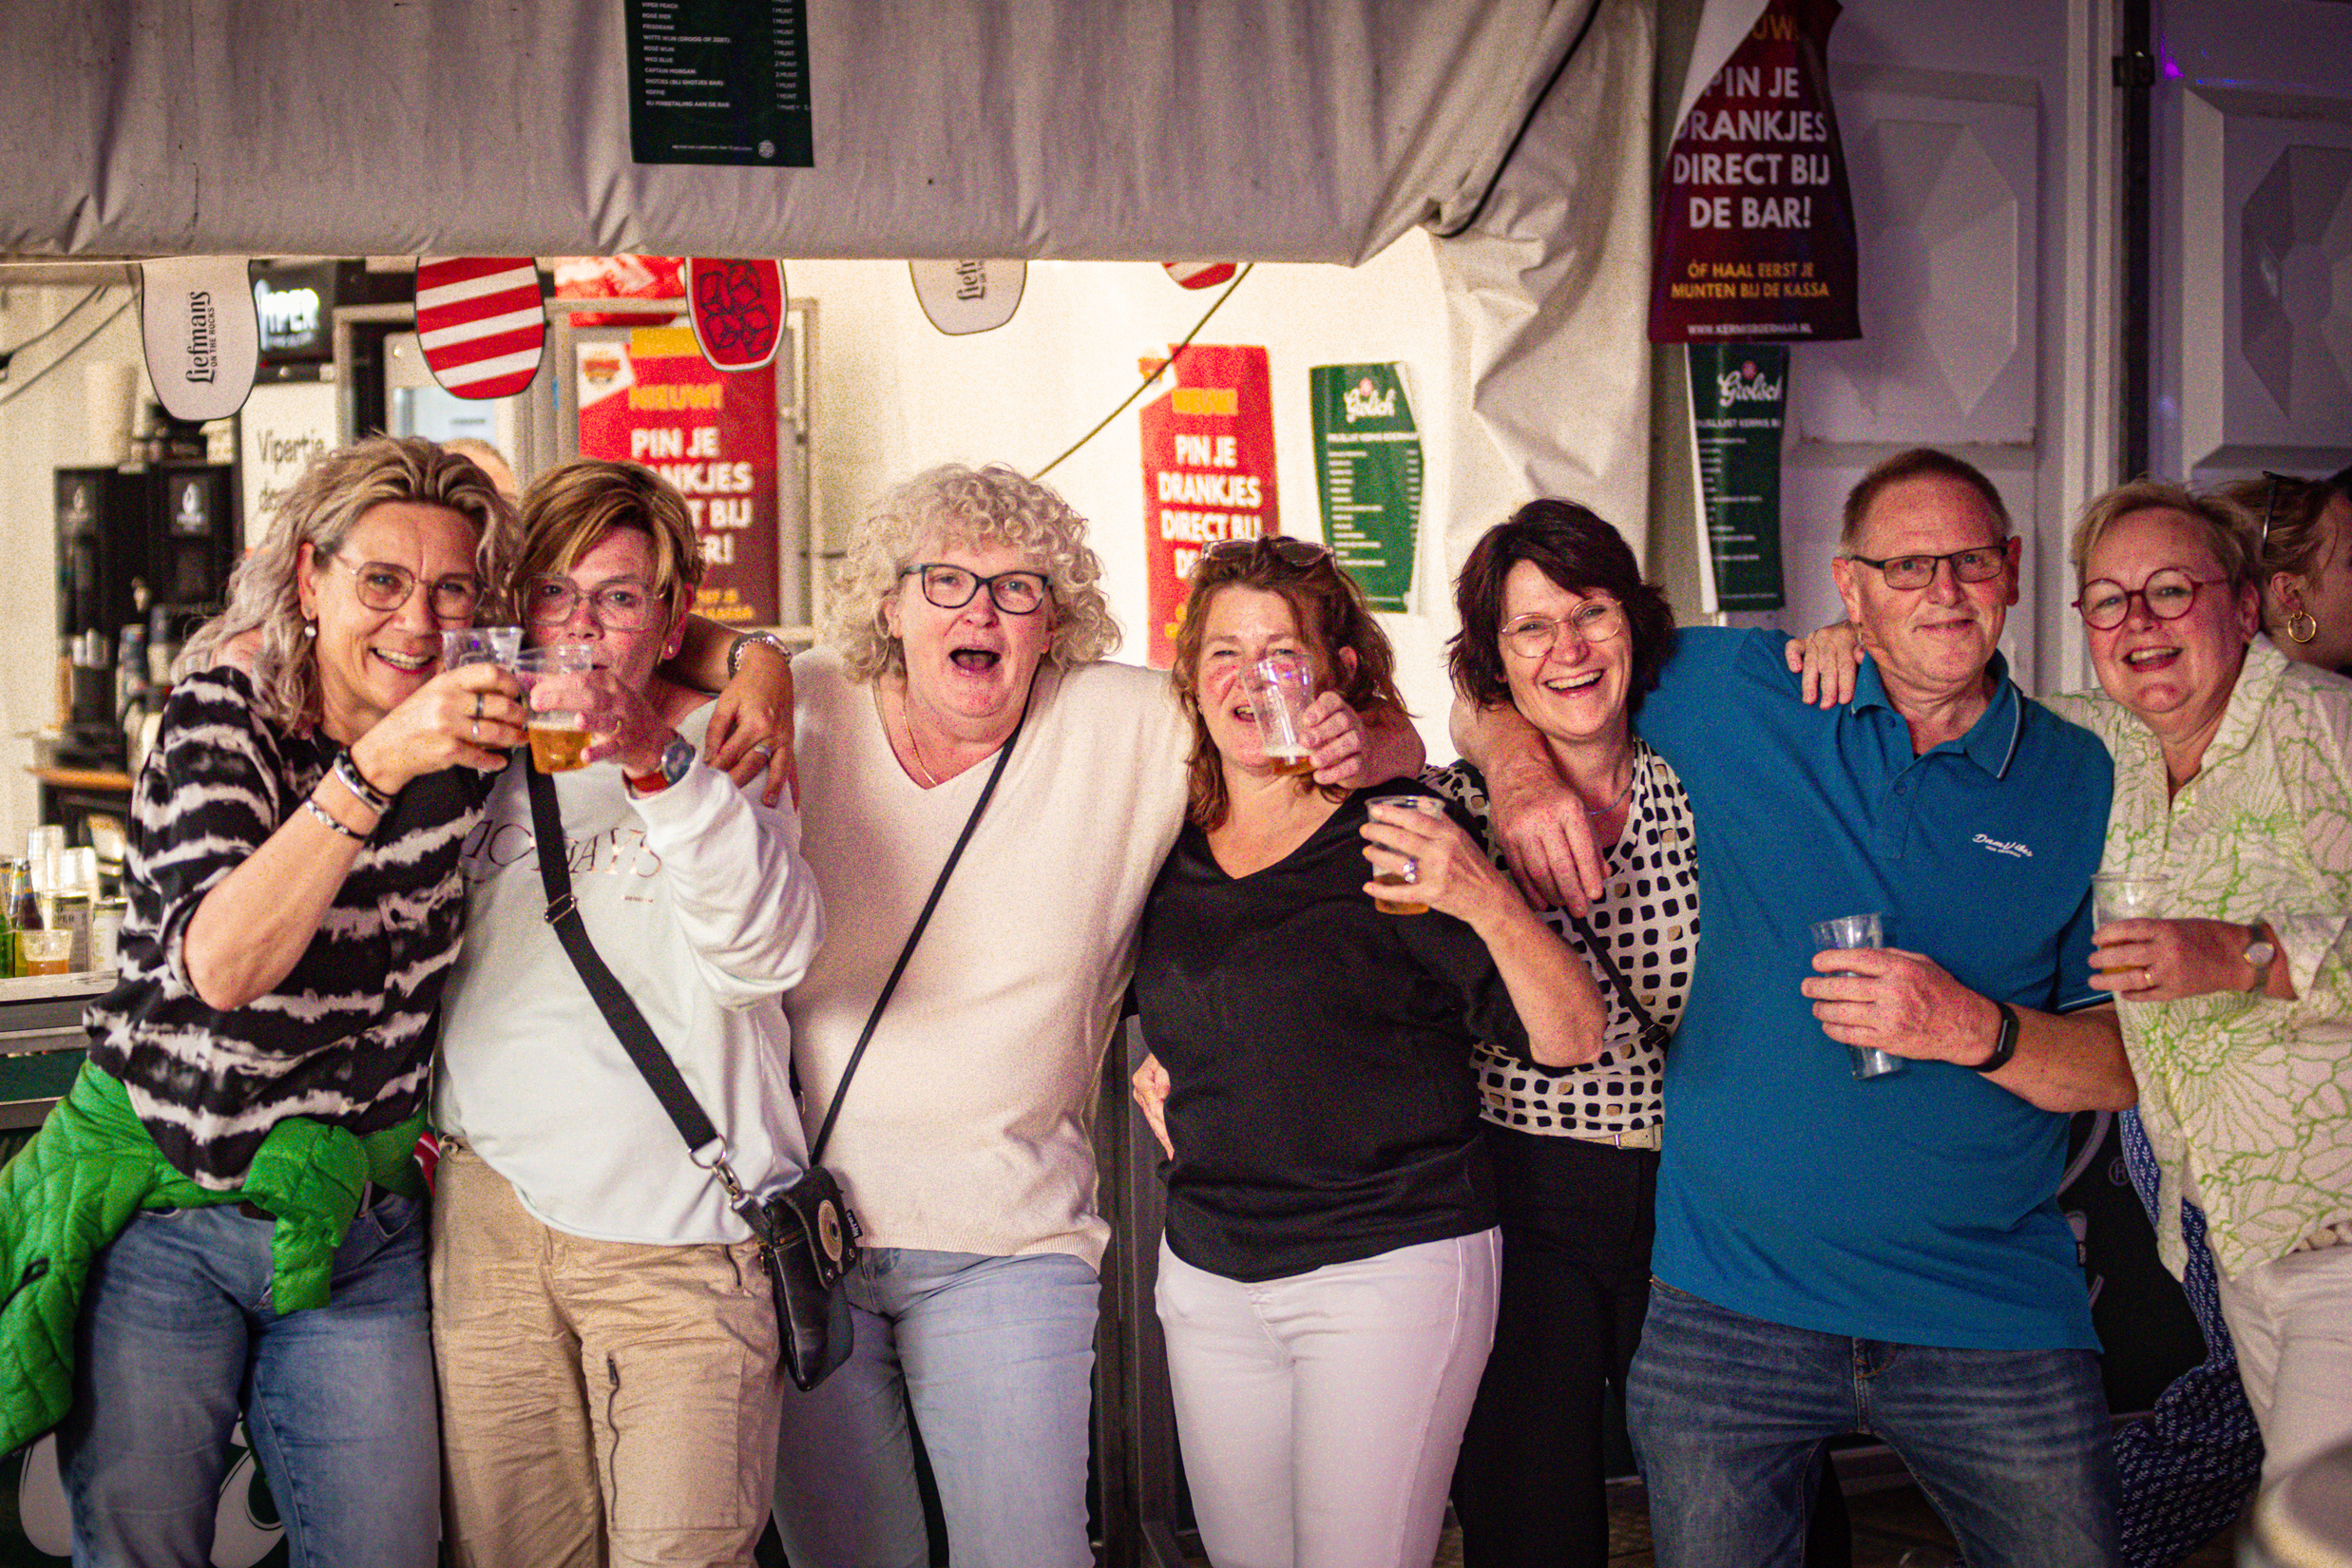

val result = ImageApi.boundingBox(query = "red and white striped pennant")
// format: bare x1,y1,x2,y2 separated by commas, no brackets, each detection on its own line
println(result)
412,257,545,399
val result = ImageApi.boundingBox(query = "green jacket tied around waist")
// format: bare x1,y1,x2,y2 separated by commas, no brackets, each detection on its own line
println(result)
0,1059,426,1456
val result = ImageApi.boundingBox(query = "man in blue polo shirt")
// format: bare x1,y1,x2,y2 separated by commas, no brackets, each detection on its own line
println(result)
1459,448,2134,1568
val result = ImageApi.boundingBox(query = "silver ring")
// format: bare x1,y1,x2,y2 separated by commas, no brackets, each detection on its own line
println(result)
753,741,776,755
1402,857,1419,885
2142,966,2153,988
472,693,484,721
469,718,480,742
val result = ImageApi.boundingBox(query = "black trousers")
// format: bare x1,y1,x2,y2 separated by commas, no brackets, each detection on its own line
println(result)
1452,1125,1657,1568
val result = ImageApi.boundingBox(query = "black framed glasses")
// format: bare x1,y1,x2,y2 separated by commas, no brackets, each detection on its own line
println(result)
2073,567,2229,630
1843,545,2010,591
524,575,665,631
1500,600,1628,657
1200,535,1329,569
901,564,1051,615
321,555,482,621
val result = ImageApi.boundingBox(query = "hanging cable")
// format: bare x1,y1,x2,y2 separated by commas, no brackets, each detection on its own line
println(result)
1032,263,1253,481
0,295,135,409
0,284,105,367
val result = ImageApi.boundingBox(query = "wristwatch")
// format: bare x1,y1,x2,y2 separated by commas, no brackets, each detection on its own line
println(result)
624,733,697,796
1972,1002,2019,1074
2243,923,2279,993
727,629,792,679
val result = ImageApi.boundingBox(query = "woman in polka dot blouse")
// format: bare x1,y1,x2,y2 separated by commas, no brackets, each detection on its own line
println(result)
1430,500,1697,1568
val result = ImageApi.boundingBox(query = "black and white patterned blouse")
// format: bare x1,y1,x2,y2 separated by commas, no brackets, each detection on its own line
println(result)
85,666,487,1189
1425,743,1697,1138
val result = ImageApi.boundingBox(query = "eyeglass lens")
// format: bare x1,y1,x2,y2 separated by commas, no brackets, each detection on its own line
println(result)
338,558,481,621
1864,548,2006,590
1501,601,1626,655
2077,568,2206,629
913,564,1048,614
525,577,661,630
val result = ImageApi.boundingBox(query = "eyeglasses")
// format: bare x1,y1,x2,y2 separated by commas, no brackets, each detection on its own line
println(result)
901,564,1051,615
524,575,666,631
321,556,482,621
1842,545,2010,591
1500,601,1628,657
2073,567,2230,630
1200,535,1330,569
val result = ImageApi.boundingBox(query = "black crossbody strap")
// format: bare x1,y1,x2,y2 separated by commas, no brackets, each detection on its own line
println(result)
526,764,722,1157
1566,908,1664,1040
806,690,1030,1165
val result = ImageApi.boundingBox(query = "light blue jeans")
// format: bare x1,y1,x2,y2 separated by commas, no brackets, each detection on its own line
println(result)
1626,1280,2119,1568
57,1194,438,1568
770,1247,1100,1568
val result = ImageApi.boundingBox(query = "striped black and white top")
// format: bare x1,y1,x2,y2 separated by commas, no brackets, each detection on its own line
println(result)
85,667,487,1190
1425,743,1698,1138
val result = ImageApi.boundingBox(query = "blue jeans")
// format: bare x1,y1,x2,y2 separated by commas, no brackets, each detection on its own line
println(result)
57,1195,438,1568
1627,1281,2118,1568
770,1247,1100,1568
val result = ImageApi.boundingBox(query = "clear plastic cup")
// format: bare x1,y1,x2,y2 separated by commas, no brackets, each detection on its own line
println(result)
1369,794,1449,915
515,644,598,773
440,625,523,672
1809,911,1902,1080
20,928,74,976
1245,654,1315,774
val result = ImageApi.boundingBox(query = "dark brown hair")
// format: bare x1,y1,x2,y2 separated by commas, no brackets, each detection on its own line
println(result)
1841,448,2012,549
1168,538,1407,830
1447,500,1674,714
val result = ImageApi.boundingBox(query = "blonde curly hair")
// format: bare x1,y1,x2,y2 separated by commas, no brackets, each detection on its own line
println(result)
176,436,515,729
824,464,1120,682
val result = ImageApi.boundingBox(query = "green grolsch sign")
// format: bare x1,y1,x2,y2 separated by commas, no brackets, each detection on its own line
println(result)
1310,364,1424,613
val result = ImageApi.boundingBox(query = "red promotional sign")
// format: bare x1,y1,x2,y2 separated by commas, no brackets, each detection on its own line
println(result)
1649,0,1860,344
1139,344,1280,667
577,325,778,627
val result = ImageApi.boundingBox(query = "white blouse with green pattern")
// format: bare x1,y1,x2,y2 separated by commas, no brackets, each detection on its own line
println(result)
2042,636,2352,1281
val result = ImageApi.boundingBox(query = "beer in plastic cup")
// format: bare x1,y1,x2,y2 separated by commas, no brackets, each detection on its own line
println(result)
1371,794,1449,915
516,645,597,774
1246,655,1316,774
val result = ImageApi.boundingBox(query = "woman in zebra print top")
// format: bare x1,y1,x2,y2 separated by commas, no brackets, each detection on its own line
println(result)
64,436,528,1568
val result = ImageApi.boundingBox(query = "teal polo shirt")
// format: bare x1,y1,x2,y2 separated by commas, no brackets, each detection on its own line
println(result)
1637,628,2113,1350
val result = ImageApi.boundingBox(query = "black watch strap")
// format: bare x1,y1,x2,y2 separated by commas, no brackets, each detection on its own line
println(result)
1973,1002,2019,1074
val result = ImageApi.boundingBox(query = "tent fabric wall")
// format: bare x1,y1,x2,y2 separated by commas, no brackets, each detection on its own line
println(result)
0,0,1585,264
0,0,1657,551
1431,0,1655,564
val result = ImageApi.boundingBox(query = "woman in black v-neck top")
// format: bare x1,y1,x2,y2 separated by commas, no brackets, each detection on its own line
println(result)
1130,538,1603,1568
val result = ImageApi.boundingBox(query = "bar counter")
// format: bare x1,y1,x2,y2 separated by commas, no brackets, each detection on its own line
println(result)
0,968,113,1129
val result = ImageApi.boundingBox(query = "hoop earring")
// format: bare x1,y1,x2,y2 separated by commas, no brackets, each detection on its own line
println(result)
2287,610,2319,645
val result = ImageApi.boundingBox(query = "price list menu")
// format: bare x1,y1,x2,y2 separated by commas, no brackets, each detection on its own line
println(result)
625,0,812,166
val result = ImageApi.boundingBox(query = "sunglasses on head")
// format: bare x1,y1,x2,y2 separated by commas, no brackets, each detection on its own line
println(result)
2260,465,2352,556
1198,535,1330,570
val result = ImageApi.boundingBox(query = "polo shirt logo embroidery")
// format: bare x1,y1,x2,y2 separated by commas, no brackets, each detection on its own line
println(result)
1973,833,2033,858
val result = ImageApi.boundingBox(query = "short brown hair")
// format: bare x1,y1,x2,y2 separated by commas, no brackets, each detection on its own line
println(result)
1447,500,1675,713
511,459,703,613
2068,480,2259,594
1842,449,2012,550
1168,539,1407,830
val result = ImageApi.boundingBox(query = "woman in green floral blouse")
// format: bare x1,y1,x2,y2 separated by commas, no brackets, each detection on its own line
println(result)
2048,479,2352,1488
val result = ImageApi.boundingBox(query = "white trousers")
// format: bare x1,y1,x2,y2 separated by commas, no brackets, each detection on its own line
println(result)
2215,1242,2352,1482
1155,1230,1500,1568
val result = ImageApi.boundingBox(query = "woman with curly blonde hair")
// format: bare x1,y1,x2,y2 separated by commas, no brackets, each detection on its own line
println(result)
774,465,1419,1568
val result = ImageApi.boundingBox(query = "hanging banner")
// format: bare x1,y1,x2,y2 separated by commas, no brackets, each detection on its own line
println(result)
685,258,787,372
1686,344,1788,612
1649,0,1859,344
1164,262,1240,291
414,258,546,400
623,0,813,167
1138,344,1280,667
139,257,258,422
576,326,779,626
909,260,1026,335
1310,364,1423,613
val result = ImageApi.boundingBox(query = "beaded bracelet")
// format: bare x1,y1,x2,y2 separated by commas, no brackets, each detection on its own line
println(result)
303,795,368,842
333,751,393,815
